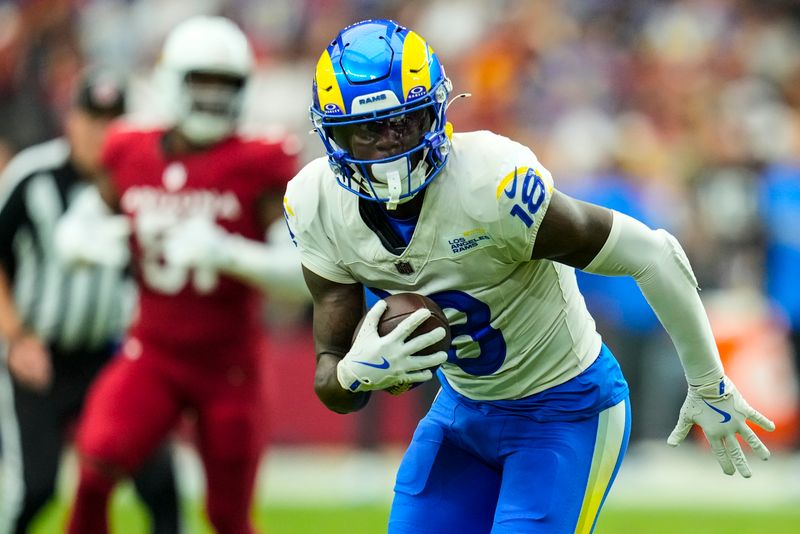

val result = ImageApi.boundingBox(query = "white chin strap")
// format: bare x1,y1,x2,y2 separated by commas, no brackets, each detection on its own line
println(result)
180,112,235,145
370,159,428,210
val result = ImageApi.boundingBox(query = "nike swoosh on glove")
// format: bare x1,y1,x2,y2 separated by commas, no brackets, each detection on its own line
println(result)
337,300,448,393
668,376,775,477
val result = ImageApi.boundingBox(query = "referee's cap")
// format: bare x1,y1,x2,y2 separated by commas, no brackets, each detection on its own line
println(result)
74,68,126,117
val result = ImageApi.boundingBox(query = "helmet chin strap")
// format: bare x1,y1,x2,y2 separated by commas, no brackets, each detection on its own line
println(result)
370,159,428,210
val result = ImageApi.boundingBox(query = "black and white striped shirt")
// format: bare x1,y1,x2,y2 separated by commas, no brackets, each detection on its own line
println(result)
0,138,133,353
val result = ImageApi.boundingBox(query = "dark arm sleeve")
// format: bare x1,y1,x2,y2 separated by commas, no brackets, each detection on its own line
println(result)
0,182,29,276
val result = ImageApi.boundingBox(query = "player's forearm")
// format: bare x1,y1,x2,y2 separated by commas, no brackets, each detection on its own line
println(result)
314,353,371,413
0,268,26,343
583,211,723,386
216,233,310,302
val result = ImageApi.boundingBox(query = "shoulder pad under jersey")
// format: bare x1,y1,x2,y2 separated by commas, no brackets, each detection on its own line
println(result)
448,131,554,225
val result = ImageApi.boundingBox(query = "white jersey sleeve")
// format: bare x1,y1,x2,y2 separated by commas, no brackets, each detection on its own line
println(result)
422,131,599,400
452,132,555,262
284,158,357,284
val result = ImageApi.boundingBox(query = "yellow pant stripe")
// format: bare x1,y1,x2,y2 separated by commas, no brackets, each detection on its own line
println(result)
574,400,627,534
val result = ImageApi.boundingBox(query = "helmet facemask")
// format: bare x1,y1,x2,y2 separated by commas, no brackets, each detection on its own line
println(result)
177,71,246,145
312,78,451,210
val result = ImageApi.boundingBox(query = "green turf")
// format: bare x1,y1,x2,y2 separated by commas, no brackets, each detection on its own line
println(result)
30,484,391,534
596,508,800,534
32,491,800,534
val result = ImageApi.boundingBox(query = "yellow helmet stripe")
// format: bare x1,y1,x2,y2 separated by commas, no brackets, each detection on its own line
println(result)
401,31,432,101
315,50,346,112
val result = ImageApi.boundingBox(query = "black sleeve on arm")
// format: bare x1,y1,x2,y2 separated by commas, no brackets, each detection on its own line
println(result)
531,189,613,269
303,265,371,414
0,182,30,277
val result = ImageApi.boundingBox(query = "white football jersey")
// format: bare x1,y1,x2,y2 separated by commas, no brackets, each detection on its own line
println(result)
285,130,602,400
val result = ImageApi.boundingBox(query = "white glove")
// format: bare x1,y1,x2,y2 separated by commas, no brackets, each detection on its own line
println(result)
668,376,775,478
54,187,131,267
162,216,227,270
337,300,448,393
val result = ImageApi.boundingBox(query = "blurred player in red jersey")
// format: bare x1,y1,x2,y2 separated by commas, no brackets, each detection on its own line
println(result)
57,16,305,534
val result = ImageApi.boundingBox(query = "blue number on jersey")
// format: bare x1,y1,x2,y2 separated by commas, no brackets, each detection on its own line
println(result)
504,167,546,228
366,288,507,376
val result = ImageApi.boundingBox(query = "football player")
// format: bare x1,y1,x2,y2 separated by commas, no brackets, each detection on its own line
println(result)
284,19,775,533
0,69,179,534
60,16,303,534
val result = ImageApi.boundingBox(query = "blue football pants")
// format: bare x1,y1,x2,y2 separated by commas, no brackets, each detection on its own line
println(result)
389,389,631,533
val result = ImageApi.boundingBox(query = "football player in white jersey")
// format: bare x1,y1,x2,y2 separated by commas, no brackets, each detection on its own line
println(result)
284,19,775,534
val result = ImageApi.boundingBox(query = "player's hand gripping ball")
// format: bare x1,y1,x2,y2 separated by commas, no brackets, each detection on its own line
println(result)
353,293,451,395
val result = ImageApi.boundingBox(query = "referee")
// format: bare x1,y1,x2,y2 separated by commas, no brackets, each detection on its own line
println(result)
0,69,180,533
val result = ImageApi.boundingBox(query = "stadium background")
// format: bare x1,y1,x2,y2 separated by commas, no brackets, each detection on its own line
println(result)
1,0,800,532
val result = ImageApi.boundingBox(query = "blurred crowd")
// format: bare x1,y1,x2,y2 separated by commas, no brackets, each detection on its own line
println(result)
1,0,799,446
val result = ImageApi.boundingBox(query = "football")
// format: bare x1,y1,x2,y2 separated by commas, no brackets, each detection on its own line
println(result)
354,292,451,393
377,293,451,352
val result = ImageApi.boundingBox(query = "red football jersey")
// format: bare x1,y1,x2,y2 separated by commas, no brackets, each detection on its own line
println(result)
102,126,298,352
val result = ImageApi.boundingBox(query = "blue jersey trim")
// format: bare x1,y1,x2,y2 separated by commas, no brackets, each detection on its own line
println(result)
384,210,419,246
438,344,629,422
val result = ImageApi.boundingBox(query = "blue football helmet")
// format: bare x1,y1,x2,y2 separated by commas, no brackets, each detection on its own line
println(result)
310,19,452,208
